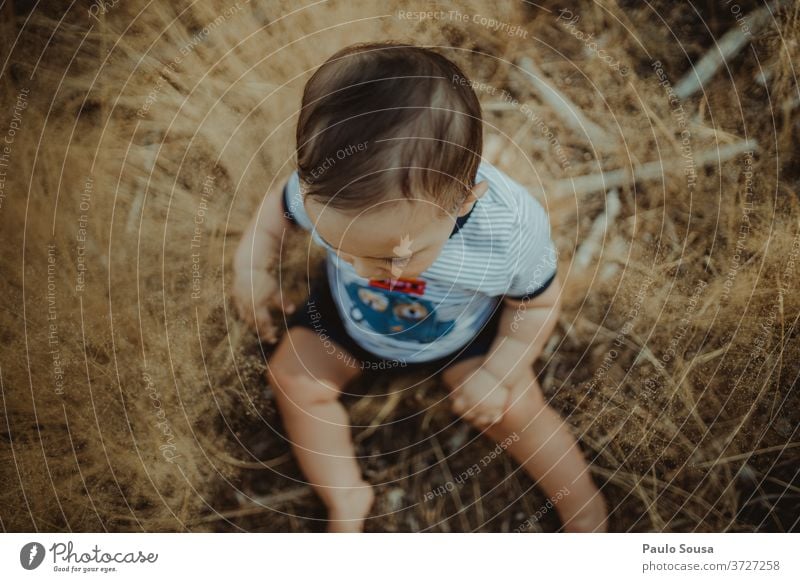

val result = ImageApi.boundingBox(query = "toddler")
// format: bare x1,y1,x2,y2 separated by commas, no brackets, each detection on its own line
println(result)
233,42,607,532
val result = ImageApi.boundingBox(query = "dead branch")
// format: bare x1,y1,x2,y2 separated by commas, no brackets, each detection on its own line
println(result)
517,56,616,151
674,1,785,99
574,189,622,269
551,139,757,197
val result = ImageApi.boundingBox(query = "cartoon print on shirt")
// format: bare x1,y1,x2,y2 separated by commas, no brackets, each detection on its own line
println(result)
346,281,456,343
356,288,388,312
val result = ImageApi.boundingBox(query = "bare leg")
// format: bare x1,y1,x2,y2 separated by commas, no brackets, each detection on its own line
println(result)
443,358,607,532
268,327,374,532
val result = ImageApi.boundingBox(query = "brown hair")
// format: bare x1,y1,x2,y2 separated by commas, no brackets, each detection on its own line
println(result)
296,42,483,214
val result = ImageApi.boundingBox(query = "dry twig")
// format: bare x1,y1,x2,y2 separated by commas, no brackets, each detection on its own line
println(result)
674,1,786,99
517,56,616,151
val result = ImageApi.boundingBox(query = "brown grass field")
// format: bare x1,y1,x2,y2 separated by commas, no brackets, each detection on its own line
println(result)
1,0,798,532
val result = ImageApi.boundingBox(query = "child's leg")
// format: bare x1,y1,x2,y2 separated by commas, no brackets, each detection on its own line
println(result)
267,327,373,532
443,358,607,532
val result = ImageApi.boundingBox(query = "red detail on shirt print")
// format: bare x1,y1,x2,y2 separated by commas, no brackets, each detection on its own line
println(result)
368,277,427,296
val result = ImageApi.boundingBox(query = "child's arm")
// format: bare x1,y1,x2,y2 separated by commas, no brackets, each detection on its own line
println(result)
486,277,562,386
450,278,562,425
232,178,298,343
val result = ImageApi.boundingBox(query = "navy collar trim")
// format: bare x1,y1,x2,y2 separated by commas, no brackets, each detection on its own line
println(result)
450,199,477,238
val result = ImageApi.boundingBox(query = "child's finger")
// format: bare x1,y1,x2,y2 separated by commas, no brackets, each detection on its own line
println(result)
266,294,294,313
473,407,503,426
451,396,466,414
254,308,278,343
254,305,271,324
256,323,277,344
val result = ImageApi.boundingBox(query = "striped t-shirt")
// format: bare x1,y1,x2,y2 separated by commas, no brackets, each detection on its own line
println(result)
282,161,558,363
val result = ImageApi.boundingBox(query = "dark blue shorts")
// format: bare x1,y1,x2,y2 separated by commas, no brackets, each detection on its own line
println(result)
284,267,505,375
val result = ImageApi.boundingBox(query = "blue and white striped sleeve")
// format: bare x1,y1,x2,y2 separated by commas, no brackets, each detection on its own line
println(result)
281,171,337,251
281,170,314,232
503,192,558,300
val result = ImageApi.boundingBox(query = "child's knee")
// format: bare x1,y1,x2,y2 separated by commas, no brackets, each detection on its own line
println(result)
267,358,340,409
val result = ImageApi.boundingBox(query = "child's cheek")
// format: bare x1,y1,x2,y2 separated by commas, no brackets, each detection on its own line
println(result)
418,251,441,273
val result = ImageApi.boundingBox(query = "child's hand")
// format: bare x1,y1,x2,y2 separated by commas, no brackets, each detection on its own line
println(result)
450,367,510,426
231,265,294,344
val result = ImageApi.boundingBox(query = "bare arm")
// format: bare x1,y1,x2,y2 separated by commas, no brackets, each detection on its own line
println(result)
234,178,295,272
232,177,300,342
450,277,562,426
483,276,562,388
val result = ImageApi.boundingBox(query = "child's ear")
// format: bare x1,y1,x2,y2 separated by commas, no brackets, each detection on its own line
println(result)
456,181,489,216
471,180,489,199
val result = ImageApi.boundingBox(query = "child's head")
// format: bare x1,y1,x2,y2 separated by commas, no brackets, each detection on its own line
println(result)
295,42,487,280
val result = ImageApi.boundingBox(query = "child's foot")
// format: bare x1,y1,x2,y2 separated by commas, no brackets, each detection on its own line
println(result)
561,495,608,533
326,482,375,532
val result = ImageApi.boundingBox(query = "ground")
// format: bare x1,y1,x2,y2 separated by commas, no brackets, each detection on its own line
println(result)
0,0,798,532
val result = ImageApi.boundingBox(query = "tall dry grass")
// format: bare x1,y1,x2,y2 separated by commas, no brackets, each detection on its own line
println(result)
1,0,798,532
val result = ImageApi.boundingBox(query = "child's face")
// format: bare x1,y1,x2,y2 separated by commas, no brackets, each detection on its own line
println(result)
303,182,488,280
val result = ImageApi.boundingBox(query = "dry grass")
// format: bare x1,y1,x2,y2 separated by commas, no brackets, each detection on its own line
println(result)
1,0,798,532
